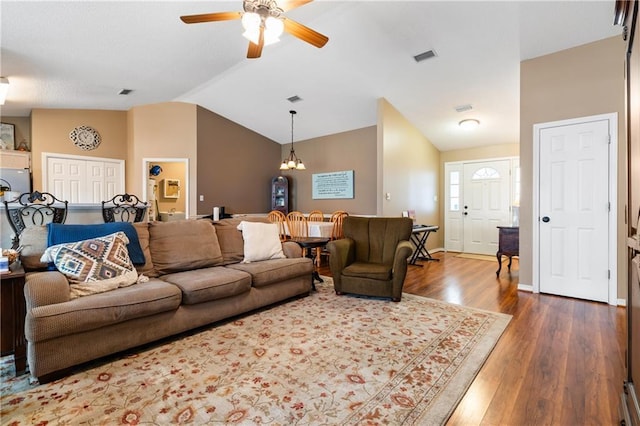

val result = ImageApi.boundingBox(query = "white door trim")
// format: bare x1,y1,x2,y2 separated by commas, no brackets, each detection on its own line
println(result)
532,112,617,305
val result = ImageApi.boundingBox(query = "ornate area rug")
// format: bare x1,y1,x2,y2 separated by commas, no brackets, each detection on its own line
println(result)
0,278,510,425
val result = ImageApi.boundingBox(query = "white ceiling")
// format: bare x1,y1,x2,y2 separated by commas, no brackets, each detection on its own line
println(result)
0,1,622,151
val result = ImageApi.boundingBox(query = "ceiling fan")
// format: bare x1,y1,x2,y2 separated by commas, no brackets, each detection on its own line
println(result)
180,0,329,59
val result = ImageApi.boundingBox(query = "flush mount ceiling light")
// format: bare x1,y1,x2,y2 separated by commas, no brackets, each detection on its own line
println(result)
280,110,306,170
0,77,10,105
459,119,480,130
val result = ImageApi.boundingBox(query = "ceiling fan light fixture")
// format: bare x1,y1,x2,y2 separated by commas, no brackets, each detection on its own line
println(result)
459,118,480,130
241,12,261,44
264,16,284,45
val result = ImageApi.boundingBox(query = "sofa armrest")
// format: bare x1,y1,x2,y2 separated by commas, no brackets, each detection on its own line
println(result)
391,240,414,299
24,271,71,309
326,238,355,290
282,241,303,258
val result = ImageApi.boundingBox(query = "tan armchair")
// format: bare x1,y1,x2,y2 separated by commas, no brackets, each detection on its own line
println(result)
326,216,414,302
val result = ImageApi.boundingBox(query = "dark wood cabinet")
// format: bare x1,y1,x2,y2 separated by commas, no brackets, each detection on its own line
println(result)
1,263,27,375
496,226,519,276
271,176,289,214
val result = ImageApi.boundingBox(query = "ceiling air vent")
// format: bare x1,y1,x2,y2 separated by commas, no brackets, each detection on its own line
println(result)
455,104,473,113
118,89,133,95
413,49,437,63
287,95,303,103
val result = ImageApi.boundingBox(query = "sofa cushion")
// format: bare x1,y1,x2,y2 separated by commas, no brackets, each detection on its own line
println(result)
26,279,182,342
132,222,158,278
237,221,286,263
149,219,223,274
226,257,313,288
342,261,392,281
212,217,269,265
160,266,252,305
40,231,140,300
18,225,49,271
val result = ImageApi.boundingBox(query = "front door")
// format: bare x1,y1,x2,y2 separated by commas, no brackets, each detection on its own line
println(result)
538,118,610,302
462,160,511,255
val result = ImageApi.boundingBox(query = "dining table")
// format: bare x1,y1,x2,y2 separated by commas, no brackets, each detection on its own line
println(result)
284,220,334,238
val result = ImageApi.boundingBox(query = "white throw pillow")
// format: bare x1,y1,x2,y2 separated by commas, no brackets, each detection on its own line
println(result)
236,221,286,263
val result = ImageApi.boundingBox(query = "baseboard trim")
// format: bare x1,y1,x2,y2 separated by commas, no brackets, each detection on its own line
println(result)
618,298,627,307
518,283,533,292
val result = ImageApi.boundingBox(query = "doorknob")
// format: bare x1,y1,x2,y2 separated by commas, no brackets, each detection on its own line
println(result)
542,216,550,223
463,212,468,216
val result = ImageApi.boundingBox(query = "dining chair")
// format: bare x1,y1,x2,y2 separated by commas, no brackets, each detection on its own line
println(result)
267,210,287,242
3,191,69,249
101,193,149,223
330,210,349,240
286,211,308,239
308,210,324,222
307,210,324,264
320,210,349,264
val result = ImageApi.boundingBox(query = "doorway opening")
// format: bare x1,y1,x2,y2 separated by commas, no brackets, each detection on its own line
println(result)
444,157,519,255
142,158,189,221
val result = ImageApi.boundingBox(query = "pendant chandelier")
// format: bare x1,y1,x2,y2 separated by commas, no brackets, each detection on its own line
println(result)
280,110,306,170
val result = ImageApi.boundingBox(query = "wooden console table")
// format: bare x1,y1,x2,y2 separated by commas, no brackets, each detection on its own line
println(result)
496,226,519,276
0,262,27,375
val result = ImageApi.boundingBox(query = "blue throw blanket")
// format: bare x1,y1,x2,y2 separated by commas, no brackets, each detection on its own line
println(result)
47,222,145,265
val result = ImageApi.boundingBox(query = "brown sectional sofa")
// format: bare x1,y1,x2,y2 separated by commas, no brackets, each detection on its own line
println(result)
19,217,313,382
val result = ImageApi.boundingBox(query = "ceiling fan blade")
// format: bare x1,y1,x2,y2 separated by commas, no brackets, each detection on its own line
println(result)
180,11,242,24
247,27,265,59
283,18,328,48
278,0,313,12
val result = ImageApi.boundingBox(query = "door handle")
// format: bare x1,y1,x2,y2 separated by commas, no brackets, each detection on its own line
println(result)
463,212,468,216
542,216,550,223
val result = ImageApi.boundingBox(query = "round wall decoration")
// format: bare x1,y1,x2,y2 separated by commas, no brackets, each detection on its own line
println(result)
69,125,101,150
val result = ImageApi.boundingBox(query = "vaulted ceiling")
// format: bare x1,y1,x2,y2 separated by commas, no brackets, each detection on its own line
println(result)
0,1,621,151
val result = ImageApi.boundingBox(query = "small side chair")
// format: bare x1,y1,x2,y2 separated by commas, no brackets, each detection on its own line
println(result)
3,191,68,249
102,193,148,223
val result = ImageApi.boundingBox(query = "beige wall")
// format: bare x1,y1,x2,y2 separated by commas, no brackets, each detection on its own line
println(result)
196,106,282,215
282,126,377,215
378,99,441,248
1,116,31,151
520,36,627,297
127,102,197,217
30,109,128,190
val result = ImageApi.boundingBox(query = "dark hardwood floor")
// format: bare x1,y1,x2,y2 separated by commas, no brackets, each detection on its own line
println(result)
318,252,626,425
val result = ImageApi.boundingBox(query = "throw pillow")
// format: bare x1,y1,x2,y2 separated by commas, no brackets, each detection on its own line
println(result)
18,225,49,271
47,222,146,265
40,231,139,299
236,221,286,263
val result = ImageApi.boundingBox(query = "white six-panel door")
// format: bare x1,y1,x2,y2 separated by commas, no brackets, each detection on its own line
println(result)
462,160,511,255
538,118,610,302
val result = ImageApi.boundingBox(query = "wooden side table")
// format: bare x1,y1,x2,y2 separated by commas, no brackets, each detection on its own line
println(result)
1,262,27,375
496,226,519,276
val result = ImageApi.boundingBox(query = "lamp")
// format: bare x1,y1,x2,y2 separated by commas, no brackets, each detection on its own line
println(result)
242,12,284,46
280,110,306,170
0,77,9,105
459,118,480,130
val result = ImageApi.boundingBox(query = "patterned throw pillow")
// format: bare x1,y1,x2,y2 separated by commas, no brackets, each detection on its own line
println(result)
40,231,139,299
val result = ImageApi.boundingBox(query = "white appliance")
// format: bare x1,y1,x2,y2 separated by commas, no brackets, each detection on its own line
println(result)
147,178,158,221
0,168,31,200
